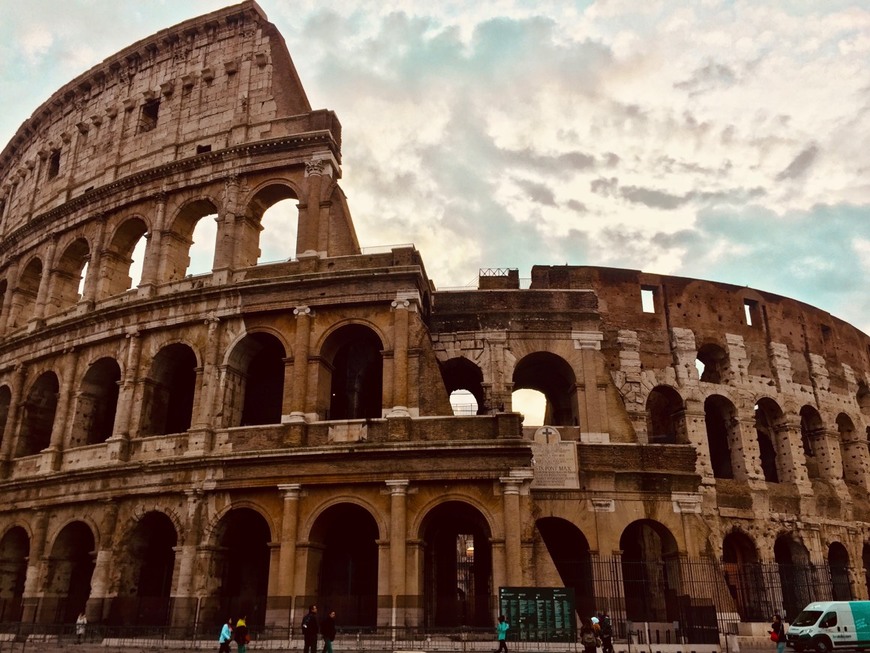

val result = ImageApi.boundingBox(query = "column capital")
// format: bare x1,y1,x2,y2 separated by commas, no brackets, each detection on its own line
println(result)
294,305,312,317
279,483,302,499
386,479,409,495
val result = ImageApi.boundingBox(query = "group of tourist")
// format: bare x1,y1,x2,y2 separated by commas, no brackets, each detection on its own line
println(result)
218,605,336,653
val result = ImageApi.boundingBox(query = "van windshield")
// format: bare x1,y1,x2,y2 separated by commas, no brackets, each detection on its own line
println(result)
792,610,823,627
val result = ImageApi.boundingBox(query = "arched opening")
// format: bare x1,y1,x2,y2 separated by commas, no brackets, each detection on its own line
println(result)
535,517,593,619
320,325,383,420
16,372,59,457
0,386,10,454
309,504,379,627
620,520,680,623
70,358,121,447
47,238,90,316
110,512,178,627
421,501,492,628
858,383,870,419
101,218,148,297
800,406,825,480
0,280,7,328
141,344,197,436
0,526,29,622
755,398,784,483
646,385,685,444
166,199,219,281
260,198,299,263
722,531,766,621
513,352,578,427
11,258,42,329
241,185,299,267
696,343,729,384
838,413,862,485
774,535,814,619
210,508,271,629
42,522,95,624
440,358,485,415
704,395,737,480
225,332,286,427
449,390,478,416
828,542,852,601
512,389,546,426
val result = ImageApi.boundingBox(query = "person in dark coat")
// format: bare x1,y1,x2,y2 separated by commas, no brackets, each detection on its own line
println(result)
322,609,337,653
302,604,319,653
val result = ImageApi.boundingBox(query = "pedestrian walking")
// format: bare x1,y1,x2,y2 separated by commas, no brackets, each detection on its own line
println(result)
75,612,87,644
218,618,233,653
600,613,614,653
771,614,786,653
580,618,599,653
322,608,336,653
302,604,320,653
494,614,509,653
234,616,249,653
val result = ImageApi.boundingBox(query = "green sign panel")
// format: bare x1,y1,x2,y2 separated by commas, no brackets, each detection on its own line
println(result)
498,587,576,642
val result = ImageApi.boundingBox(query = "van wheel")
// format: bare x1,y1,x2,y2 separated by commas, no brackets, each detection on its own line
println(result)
813,636,832,653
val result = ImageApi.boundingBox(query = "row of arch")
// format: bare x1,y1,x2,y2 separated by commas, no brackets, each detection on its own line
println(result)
0,323,386,459
0,182,302,336
1,499,862,629
647,384,870,486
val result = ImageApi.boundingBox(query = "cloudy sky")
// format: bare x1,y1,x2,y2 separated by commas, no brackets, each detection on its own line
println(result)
2,0,869,335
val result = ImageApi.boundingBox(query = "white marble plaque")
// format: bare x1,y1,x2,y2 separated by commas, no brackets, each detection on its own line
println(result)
530,426,579,489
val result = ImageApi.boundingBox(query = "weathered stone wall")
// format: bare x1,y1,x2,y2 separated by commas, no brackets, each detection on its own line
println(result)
0,0,868,637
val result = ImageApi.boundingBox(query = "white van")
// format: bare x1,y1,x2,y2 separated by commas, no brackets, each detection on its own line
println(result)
786,601,870,652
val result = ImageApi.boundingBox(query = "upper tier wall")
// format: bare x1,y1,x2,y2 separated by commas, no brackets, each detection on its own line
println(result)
0,1,319,236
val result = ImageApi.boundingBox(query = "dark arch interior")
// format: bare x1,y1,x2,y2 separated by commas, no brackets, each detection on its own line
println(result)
239,333,286,426
45,522,95,624
440,357,486,415
513,352,578,427
619,520,679,623
646,386,683,444
311,503,379,627
216,508,271,627
17,372,59,457
143,343,197,436
536,517,593,618
325,325,383,420
421,501,492,628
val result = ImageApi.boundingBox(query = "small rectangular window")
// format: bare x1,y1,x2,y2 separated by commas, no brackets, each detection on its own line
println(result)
821,324,832,343
641,286,656,313
138,99,160,133
48,149,61,179
0,198,5,219
196,144,212,154
743,299,759,326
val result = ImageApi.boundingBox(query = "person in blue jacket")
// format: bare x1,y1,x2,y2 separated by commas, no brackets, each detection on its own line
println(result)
495,615,510,653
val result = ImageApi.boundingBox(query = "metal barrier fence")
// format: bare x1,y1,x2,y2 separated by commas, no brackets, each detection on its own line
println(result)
0,557,851,644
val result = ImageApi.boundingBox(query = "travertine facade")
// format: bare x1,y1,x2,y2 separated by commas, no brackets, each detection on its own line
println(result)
0,0,869,640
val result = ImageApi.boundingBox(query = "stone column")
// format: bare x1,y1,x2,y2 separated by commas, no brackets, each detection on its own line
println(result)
572,330,606,434
192,316,221,430
80,214,107,308
32,236,58,324
214,175,240,271
44,348,81,471
87,500,120,622
287,306,312,422
172,489,204,627
109,330,142,460
21,511,49,623
0,363,26,475
389,298,410,416
387,480,409,627
0,260,19,336
500,477,523,586
277,484,301,598
298,160,324,256
140,192,167,289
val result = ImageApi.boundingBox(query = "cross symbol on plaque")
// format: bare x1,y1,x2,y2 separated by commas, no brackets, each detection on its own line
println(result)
540,426,556,443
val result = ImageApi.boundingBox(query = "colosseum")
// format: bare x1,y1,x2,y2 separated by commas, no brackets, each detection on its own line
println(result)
0,0,868,646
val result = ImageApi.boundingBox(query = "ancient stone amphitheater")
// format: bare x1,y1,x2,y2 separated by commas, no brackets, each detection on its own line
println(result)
0,0,868,643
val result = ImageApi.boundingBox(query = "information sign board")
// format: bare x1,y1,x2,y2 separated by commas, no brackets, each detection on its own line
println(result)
498,587,576,642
